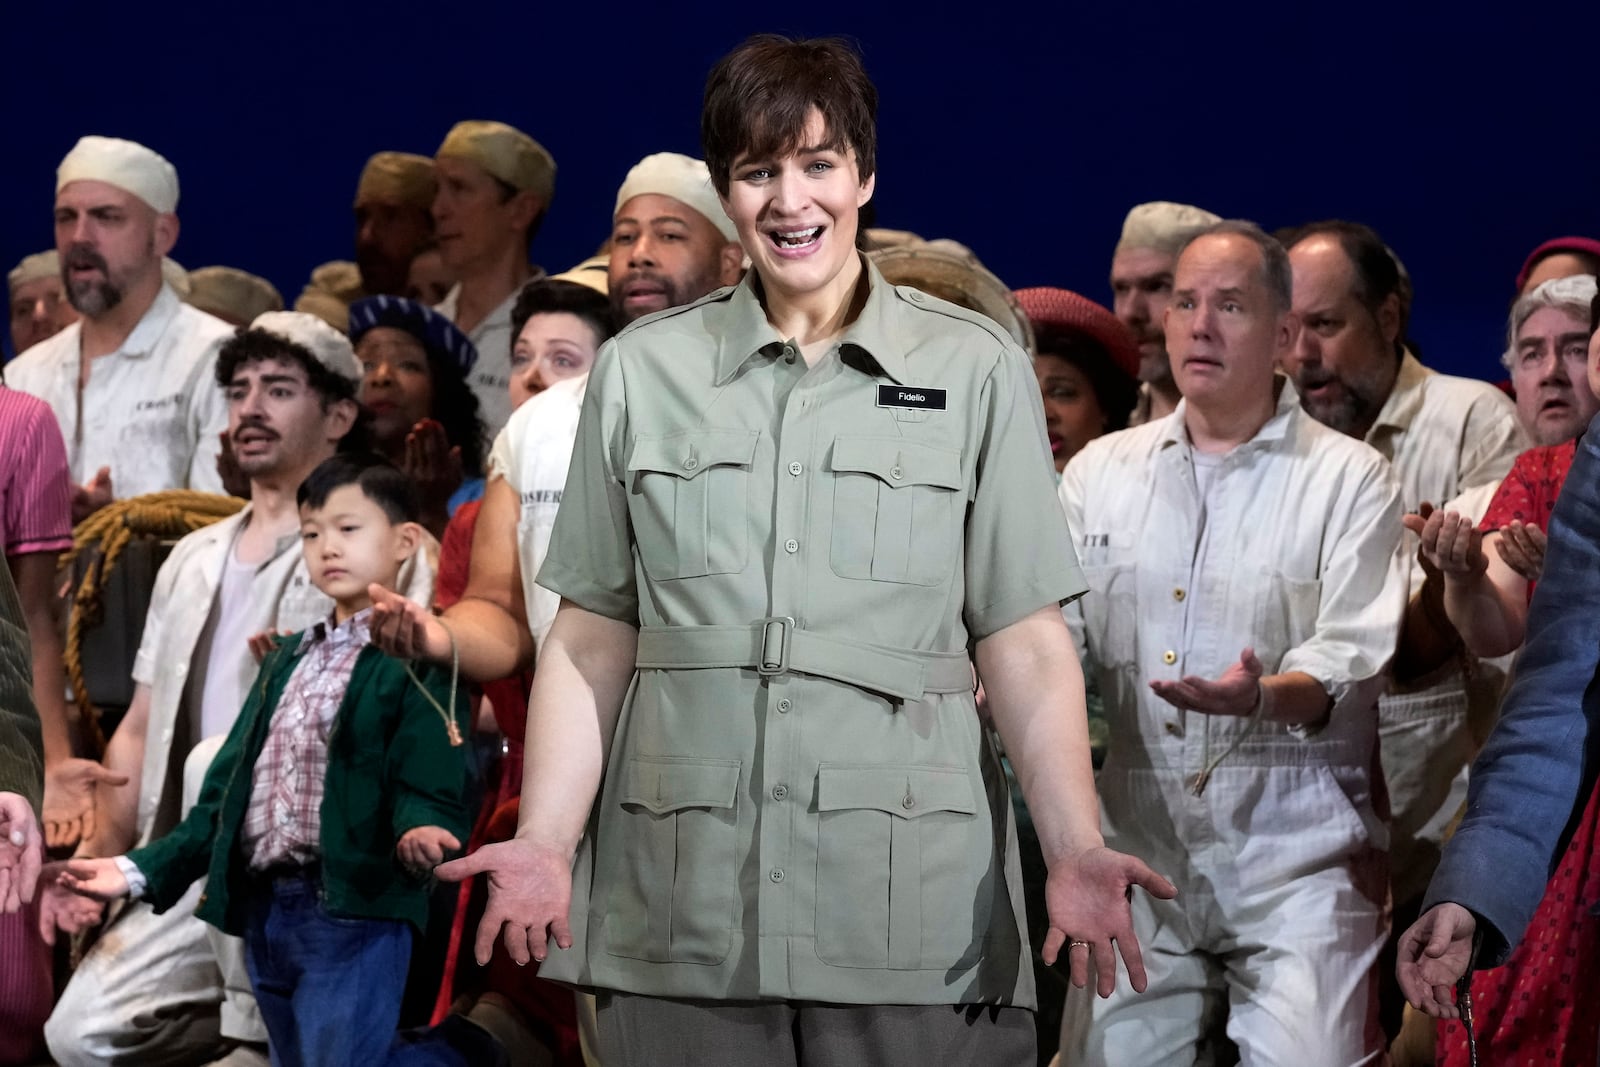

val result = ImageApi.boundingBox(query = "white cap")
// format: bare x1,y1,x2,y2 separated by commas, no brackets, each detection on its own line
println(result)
614,153,739,244
248,310,361,382
1116,201,1222,258
57,136,180,214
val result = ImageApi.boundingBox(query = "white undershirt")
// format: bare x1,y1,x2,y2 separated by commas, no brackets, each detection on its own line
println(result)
1191,450,1225,498
198,537,259,740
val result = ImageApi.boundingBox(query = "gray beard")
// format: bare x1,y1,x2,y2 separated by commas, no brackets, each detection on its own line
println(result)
67,277,124,317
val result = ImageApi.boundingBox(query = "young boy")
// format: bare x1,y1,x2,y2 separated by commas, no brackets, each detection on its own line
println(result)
56,453,470,1067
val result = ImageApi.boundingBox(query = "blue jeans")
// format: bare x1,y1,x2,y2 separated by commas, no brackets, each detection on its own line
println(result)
243,872,412,1067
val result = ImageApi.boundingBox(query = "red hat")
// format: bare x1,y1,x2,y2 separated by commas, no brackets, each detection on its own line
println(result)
1013,287,1140,381
1515,236,1600,293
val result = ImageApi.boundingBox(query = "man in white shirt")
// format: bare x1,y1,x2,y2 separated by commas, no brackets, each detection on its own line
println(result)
1109,201,1221,425
40,313,436,1067
490,152,744,652
1057,222,1408,1065
6,137,234,517
431,120,556,433
1283,221,1526,917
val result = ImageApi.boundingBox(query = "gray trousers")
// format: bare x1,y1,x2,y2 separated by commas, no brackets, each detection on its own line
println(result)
595,993,1035,1067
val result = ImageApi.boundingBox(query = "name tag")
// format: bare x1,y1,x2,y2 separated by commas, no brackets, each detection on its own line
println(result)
876,385,946,411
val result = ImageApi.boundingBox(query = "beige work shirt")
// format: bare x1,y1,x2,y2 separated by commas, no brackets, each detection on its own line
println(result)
1059,382,1407,873
1364,353,1526,902
7,284,233,497
436,273,544,434
536,260,1086,1007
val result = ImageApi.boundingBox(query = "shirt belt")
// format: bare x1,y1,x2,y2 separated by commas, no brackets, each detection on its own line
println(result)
634,618,972,703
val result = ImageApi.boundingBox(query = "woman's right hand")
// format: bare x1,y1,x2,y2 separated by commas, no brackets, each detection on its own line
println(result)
436,837,575,966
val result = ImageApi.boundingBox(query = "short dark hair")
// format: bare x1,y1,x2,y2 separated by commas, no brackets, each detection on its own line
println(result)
215,328,373,453
701,34,878,197
510,278,617,348
1285,219,1408,341
1034,327,1140,433
296,452,419,524
216,328,354,406
1181,220,1294,314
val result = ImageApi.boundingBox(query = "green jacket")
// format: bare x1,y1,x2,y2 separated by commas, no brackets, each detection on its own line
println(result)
128,634,469,935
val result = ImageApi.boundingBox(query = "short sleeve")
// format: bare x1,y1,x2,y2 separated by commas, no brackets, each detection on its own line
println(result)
962,343,1088,639
534,342,639,625
3,398,73,555
185,339,230,494
487,425,514,484
132,541,188,687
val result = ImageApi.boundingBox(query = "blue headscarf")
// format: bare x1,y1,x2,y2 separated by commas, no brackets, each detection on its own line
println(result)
347,295,478,378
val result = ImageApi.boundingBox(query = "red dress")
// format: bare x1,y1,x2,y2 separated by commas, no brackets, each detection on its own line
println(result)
1438,440,1596,1065
430,501,581,1063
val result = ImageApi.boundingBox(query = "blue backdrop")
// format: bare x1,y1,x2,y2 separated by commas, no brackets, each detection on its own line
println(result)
6,2,1597,379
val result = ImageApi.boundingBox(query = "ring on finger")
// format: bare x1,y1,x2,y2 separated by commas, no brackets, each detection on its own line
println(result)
1068,939,1090,948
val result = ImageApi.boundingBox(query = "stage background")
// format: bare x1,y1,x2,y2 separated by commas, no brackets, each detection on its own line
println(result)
5,2,1597,378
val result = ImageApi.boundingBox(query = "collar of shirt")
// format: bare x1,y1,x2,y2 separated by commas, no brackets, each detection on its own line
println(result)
105,283,184,362
296,607,373,654
436,273,544,340
1160,373,1301,456
1367,350,1432,439
712,256,910,386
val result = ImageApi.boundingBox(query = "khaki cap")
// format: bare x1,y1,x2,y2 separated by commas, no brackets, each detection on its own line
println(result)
436,120,556,203
186,266,284,326
355,152,437,209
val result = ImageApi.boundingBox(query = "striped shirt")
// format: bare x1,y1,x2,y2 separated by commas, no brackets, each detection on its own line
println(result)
0,385,72,557
241,609,372,871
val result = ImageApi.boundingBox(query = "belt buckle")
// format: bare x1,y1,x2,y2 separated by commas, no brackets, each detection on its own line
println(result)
755,616,795,677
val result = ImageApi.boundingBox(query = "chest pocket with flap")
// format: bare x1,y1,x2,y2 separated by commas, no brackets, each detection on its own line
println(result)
829,436,963,587
626,429,758,580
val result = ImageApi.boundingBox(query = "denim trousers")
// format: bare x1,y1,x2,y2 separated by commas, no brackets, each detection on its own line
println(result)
243,872,412,1067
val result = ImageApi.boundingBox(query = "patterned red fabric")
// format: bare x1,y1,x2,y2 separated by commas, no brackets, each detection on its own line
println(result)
1439,438,1596,1066
1478,440,1577,536
1437,780,1600,1066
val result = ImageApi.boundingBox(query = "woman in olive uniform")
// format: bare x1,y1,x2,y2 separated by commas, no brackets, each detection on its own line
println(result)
412,34,1174,1066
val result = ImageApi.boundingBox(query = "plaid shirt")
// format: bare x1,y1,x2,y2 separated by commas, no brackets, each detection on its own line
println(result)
241,609,372,871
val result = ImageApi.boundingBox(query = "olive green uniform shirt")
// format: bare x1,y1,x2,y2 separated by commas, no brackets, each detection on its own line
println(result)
536,260,1087,1007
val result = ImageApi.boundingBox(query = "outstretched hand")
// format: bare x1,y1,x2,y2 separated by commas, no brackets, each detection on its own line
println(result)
436,837,574,967
41,759,130,850
1396,902,1477,1019
0,792,43,912
1403,502,1488,580
1042,845,1177,997
1495,520,1547,582
36,877,104,945
48,856,131,903
1150,648,1264,717
368,584,451,663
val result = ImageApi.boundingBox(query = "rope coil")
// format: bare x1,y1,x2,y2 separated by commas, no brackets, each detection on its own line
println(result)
61,491,245,753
